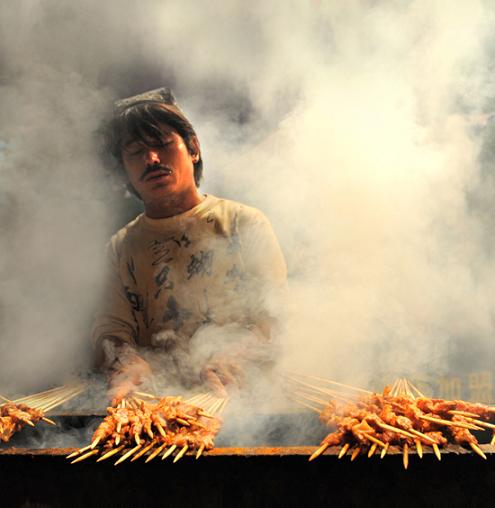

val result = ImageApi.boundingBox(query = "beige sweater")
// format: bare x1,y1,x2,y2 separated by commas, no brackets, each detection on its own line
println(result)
92,195,287,365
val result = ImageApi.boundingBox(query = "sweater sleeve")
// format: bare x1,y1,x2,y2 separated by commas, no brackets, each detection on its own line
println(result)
238,207,288,338
91,236,139,366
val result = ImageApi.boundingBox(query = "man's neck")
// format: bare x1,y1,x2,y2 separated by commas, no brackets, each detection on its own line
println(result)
144,189,205,219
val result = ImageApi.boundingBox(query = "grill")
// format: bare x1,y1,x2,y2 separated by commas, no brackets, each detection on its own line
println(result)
1,414,495,507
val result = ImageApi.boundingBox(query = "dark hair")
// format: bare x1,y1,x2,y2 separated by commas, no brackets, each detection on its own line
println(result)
101,101,203,188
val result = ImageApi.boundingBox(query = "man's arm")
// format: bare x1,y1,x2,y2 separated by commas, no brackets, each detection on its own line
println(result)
199,208,288,396
91,238,152,403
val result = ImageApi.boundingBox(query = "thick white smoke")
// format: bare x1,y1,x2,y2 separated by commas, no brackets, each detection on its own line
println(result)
1,0,494,400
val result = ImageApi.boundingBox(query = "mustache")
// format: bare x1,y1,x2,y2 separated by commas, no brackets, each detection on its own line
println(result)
140,163,173,182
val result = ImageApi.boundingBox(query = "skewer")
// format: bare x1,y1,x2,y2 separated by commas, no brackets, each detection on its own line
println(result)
463,419,495,430
293,391,328,407
377,422,418,440
491,433,495,446
71,449,99,464
380,443,389,459
408,428,438,445
470,443,487,460
66,445,92,459
196,444,205,459
197,410,215,418
217,398,229,414
287,378,355,404
134,433,141,446
309,442,329,461
96,445,125,462
418,414,483,431
173,444,189,463
291,397,321,413
155,422,167,437
403,443,409,470
362,433,386,447
287,372,372,394
449,410,480,418
162,444,177,460
407,380,426,398
432,443,441,461
145,443,167,463
41,417,57,426
131,441,156,462
176,418,190,426
134,391,158,400
389,379,400,397
90,437,101,449
415,440,423,458
350,446,361,461
368,443,377,458
338,443,350,459
114,444,142,465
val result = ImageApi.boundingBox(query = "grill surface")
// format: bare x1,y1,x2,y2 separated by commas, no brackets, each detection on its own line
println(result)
1,445,495,507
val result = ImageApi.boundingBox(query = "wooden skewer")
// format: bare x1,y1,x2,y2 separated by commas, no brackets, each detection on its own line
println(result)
464,419,495,430
491,433,495,446
90,437,101,449
162,444,177,460
350,447,361,461
41,417,56,426
418,414,483,431
309,442,329,461
287,372,372,394
291,398,321,414
448,410,479,418
389,379,400,397
362,433,386,447
377,422,417,440
173,445,189,463
114,444,142,465
415,440,423,458
134,433,141,446
71,449,99,464
432,443,441,461
380,443,389,459
403,443,409,470
196,444,205,459
217,398,229,415
145,443,167,463
176,418,190,427
66,445,92,459
155,422,167,438
131,441,156,462
134,391,158,400
408,428,438,445
288,378,353,404
197,410,214,418
115,434,121,446
97,445,125,462
470,442,487,460
368,443,377,458
293,391,327,407
338,443,350,459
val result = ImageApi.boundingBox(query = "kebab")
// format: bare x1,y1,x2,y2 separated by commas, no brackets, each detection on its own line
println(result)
0,383,86,443
287,373,493,467
68,392,226,464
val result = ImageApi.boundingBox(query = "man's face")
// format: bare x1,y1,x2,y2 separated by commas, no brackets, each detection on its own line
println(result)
121,123,199,204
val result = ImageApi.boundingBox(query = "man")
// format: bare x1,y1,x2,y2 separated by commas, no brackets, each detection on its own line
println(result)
93,88,287,402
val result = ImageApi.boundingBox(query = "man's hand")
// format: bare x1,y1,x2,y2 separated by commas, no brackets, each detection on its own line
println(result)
108,355,153,406
200,356,244,398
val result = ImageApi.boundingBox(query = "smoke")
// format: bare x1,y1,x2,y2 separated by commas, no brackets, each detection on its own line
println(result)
1,0,495,408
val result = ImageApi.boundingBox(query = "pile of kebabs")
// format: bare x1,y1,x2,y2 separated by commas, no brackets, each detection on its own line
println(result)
68,393,226,465
289,374,495,468
0,384,86,443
